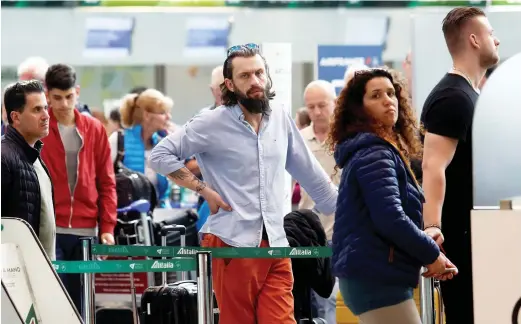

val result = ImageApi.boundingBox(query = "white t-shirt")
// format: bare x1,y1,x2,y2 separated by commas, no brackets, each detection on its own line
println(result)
108,132,158,186
33,159,56,261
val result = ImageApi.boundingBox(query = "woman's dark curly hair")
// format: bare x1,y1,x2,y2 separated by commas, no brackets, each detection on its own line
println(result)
326,68,422,166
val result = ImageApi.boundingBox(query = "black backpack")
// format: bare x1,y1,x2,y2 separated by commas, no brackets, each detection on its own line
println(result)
114,130,158,222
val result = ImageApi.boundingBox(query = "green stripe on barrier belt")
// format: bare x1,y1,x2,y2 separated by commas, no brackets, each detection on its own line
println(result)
91,244,332,258
52,259,196,274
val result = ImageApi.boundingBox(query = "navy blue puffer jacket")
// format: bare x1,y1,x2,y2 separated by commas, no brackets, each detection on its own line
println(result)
332,132,439,288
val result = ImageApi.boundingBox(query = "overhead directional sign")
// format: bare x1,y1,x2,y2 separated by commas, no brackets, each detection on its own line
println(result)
7,0,518,7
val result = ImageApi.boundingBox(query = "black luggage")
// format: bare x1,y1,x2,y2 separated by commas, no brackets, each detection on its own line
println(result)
95,307,135,324
114,129,158,224
96,205,149,324
152,209,199,247
140,225,219,324
152,210,199,284
141,280,199,324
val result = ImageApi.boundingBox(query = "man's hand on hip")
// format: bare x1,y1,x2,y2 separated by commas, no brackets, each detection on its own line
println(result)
200,187,232,215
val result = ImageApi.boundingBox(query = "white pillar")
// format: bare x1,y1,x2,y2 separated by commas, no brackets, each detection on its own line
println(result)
261,43,293,216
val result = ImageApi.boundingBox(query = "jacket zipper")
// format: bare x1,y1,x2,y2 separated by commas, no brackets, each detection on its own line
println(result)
69,127,84,228
384,142,421,264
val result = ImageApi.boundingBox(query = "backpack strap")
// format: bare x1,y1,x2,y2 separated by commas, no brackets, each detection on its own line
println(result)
115,129,125,168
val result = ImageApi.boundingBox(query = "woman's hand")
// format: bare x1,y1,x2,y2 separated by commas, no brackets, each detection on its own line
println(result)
423,253,446,278
435,256,458,281
423,252,458,280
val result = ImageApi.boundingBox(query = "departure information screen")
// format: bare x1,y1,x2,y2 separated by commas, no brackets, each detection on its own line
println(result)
3,0,518,8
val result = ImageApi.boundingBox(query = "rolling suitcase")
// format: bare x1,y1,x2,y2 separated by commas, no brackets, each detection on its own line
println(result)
96,200,155,324
153,209,199,248
152,210,198,284
140,224,198,324
95,307,135,324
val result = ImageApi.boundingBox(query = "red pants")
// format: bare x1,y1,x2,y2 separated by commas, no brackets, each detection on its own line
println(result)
201,234,296,324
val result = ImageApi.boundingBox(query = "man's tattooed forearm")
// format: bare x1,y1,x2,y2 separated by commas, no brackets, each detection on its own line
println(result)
169,168,207,192
192,175,207,193
169,168,190,181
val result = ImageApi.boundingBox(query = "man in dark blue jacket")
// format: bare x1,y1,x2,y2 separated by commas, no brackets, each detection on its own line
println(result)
1,80,56,260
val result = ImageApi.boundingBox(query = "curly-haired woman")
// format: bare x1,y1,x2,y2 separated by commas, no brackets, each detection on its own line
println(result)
327,68,457,324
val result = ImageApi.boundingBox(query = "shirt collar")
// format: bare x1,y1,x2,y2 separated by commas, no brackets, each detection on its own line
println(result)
301,124,317,141
229,104,245,121
228,104,270,131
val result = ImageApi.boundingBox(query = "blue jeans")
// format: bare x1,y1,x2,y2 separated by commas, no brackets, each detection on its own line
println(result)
311,278,339,323
311,240,338,324
56,234,96,317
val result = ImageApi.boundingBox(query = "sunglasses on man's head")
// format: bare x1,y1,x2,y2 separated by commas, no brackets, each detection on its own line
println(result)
227,43,259,57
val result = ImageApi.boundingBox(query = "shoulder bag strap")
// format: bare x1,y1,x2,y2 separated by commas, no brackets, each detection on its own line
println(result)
115,129,125,168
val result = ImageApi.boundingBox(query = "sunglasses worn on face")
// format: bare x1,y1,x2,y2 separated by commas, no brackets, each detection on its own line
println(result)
227,43,259,57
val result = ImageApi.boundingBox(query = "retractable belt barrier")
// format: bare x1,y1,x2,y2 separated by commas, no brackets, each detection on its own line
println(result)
52,245,333,274
93,244,332,258
53,259,196,274
50,241,438,324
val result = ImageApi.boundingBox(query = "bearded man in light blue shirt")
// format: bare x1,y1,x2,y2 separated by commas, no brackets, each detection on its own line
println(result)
149,43,338,324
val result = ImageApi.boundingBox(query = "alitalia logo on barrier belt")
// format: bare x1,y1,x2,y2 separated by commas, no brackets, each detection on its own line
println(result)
288,248,320,256
151,261,175,269
289,248,311,256
176,248,198,255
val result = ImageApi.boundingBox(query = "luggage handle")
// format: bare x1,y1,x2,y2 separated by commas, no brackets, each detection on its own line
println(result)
160,224,186,247
159,224,187,285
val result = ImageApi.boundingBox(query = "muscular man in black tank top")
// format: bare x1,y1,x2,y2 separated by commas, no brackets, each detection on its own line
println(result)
420,7,500,324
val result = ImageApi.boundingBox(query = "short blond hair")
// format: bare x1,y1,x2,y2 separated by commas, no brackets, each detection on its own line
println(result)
120,88,170,127
163,96,174,111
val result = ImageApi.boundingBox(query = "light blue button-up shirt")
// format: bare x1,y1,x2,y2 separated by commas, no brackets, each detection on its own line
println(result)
149,104,338,248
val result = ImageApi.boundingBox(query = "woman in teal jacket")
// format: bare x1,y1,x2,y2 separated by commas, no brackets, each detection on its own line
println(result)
109,88,174,207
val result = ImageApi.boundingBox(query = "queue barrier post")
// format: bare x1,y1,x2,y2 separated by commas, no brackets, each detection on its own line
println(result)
419,271,435,324
196,251,213,324
80,237,95,324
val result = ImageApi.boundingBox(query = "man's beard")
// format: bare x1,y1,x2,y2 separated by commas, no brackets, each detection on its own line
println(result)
235,86,270,114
